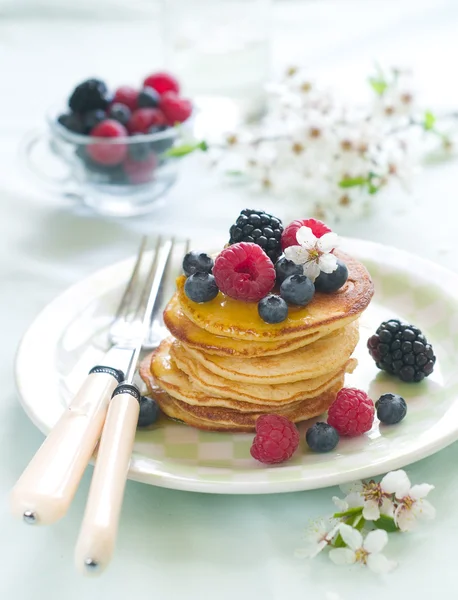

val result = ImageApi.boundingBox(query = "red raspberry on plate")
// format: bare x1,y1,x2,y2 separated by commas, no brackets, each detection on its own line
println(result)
113,86,139,111
213,242,275,302
327,388,375,436
281,218,332,251
143,72,180,96
87,119,128,165
123,154,157,185
250,414,300,464
160,92,192,125
127,108,167,134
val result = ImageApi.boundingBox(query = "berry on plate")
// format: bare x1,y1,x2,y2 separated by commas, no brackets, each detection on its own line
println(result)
57,112,84,134
367,319,436,383
160,92,192,125
314,259,348,293
184,272,219,303
113,86,139,111
127,108,167,134
83,109,107,134
144,72,180,96
275,256,303,285
327,388,375,436
305,422,339,452
258,295,288,324
229,208,283,263
137,87,160,109
108,103,132,126
137,396,160,428
182,251,214,277
281,218,331,251
280,274,315,306
69,78,110,113
250,414,300,464
123,153,157,184
87,120,128,165
213,242,275,302
376,393,407,425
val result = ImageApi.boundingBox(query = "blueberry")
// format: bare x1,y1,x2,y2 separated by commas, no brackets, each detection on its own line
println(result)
275,256,303,285
57,112,84,134
375,393,407,425
82,109,107,134
137,396,160,428
182,251,214,276
137,87,160,108
128,134,152,162
280,274,315,306
306,422,339,452
314,259,348,293
108,102,132,126
258,295,288,324
184,272,219,303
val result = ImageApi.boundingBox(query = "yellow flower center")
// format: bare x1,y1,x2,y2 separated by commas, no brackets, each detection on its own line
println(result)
355,548,369,564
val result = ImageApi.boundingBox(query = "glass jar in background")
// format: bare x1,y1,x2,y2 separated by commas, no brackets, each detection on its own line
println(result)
162,0,272,138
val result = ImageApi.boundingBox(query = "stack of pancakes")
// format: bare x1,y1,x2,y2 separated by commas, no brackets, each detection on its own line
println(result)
140,251,374,432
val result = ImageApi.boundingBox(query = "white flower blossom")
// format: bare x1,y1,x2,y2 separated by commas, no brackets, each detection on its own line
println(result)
295,519,339,559
284,226,339,281
329,525,397,574
386,471,436,532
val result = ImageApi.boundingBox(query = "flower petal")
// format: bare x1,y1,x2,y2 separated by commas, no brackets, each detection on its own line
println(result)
295,539,327,559
394,505,416,532
362,499,381,521
296,226,317,247
317,232,339,252
412,499,436,521
380,470,411,498
367,553,397,574
332,496,348,511
329,548,356,566
318,253,338,274
380,497,395,518
338,523,363,551
303,261,321,281
345,492,364,509
340,481,364,495
284,245,308,265
363,529,388,554
409,484,434,500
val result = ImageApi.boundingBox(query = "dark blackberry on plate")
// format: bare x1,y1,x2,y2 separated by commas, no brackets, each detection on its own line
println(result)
228,209,283,263
68,78,110,113
368,319,436,382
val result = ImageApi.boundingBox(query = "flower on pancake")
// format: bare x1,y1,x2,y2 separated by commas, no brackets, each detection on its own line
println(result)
284,226,339,281
329,524,397,574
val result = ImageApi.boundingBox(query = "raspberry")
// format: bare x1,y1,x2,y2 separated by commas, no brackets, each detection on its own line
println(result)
250,414,300,464
127,108,167,134
213,242,275,302
87,120,128,166
281,218,332,251
160,92,192,125
123,154,157,184
113,86,139,111
327,388,375,436
144,72,180,96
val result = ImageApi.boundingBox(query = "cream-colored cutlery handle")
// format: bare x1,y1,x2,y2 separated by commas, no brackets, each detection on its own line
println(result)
75,387,140,576
10,369,122,525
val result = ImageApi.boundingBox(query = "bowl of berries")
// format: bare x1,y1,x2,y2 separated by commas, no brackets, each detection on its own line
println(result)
22,72,199,217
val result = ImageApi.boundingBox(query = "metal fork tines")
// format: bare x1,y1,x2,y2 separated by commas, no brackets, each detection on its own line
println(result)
108,236,174,353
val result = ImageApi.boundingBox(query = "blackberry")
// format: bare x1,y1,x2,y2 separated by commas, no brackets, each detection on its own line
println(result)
368,319,436,383
229,209,283,263
69,78,110,113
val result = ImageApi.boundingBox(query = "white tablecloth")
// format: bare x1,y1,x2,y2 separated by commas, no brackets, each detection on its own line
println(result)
2,2,458,598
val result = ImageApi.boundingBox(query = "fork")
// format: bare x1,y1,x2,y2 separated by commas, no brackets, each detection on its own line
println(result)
10,236,174,526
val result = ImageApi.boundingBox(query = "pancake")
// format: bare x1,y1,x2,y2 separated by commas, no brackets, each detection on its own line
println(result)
163,295,344,357
140,368,344,432
176,251,373,342
171,339,356,404
181,320,359,384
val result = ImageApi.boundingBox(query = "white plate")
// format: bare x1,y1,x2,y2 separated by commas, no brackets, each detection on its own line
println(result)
15,238,458,494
